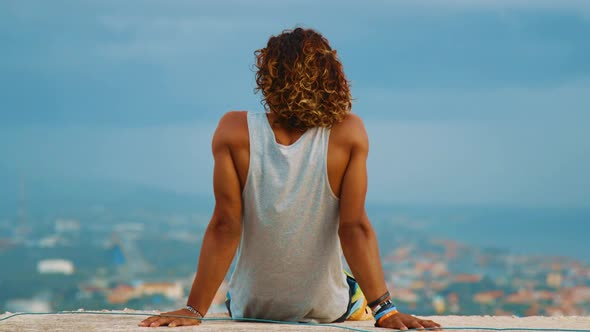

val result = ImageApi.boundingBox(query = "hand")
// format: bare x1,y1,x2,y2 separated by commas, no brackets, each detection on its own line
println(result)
138,308,202,328
377,311,441,330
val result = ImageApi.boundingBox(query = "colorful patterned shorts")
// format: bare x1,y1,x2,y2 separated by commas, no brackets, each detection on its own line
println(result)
340,270,374,321
225,270,373,322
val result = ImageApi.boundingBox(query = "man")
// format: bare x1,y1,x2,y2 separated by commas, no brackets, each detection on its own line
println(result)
139,28,441,330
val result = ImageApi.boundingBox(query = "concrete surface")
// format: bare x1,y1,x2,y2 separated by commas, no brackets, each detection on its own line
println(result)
1,310,589,332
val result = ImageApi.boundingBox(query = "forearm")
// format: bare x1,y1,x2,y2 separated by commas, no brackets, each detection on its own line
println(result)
339,218,389,305
186,220,241,316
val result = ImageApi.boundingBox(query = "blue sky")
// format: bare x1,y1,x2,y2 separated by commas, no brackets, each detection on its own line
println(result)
1,0,589,207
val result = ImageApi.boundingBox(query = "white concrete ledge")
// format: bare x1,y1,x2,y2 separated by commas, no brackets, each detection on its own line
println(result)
1,310,589,331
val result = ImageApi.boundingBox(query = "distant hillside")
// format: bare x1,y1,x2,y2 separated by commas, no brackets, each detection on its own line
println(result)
0,168,213,218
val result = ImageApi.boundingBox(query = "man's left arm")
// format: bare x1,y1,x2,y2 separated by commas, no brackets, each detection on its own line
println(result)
139,114,243,327
337,116,441,330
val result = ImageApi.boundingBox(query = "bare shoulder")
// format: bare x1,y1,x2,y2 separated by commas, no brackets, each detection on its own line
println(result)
217,111,248,132
330,113,369,150
213,111,249,149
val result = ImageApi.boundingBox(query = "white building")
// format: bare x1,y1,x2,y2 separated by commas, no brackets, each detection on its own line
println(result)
5,298,51,312
55,219,80,233
37,259,75,275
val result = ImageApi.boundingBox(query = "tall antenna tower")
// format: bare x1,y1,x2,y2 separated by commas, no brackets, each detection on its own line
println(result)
16,173,29,238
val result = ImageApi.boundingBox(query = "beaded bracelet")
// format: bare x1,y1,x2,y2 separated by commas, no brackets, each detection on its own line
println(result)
184,305,203,319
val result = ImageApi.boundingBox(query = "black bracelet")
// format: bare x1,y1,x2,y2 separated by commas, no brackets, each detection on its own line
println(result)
367,291,390,309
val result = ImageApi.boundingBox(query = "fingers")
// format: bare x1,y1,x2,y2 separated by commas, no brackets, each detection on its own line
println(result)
138,316,161,327
419,319,442,330
137,316,177,327
149,317,173,327
381,312,441,331
391,316,408,330
139,312,202,328
168,318,200,327
406,319,425,330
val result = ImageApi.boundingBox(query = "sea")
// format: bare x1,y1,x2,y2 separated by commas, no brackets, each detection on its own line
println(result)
368,204,590,264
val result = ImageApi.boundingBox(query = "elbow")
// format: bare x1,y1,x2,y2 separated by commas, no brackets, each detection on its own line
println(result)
338,220,371,241
209,214,242,239
338,221,378,254
210,220,241,237
208,203,242,238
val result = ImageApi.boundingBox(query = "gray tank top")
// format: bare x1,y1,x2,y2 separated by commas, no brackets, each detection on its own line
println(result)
227,111,350,323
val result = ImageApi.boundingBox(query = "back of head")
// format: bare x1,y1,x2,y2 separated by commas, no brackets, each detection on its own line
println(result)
255,27,352,130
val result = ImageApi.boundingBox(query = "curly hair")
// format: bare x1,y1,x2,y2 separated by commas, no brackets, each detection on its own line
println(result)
254,28,352,130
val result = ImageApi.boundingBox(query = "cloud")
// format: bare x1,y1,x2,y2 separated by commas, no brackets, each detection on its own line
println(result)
1,0,589,208
2,92,588,209
94,15,243,62
365,118,590,208
392,0,590,13
357,80,590,207
0,123,217,195
354,79,590,121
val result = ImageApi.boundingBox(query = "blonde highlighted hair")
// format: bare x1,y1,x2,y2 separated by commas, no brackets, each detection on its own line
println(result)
255,28,352,130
